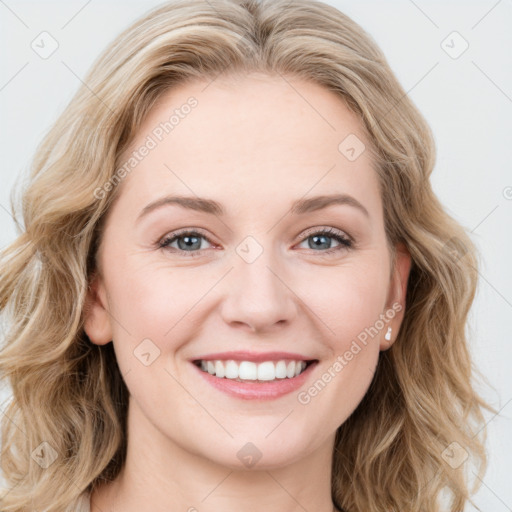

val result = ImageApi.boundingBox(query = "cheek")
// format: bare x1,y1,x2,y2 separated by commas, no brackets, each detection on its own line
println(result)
104,262,200,406
302,261,389,348
104,258,217,385
107,251,390,347
106,255,200,336
294,265,388,423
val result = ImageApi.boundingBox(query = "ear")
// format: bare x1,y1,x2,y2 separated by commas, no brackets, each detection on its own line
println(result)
380,242,412,351
83,272,113,346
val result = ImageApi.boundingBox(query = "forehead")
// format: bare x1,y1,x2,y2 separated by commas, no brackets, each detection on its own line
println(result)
115,72,381,218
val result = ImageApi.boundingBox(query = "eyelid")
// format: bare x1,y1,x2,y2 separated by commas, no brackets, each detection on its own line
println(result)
157,227,216,248
294,226,354,256
157,226,351,245
157,225,354,258
298,225,352,243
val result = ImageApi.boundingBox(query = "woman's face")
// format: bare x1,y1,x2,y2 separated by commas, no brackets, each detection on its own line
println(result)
85,72,410,470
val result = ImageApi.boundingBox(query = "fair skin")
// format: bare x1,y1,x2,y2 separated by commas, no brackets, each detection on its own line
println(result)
84,72,411,512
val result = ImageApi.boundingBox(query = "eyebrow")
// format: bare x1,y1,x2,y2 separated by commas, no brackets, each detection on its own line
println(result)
136,193,370,221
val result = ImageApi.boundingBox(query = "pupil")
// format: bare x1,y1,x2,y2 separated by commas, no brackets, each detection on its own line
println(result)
310,234,330,250
179,235,200,251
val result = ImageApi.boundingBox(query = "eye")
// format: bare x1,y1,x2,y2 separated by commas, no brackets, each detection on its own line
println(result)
296,227,353,255
158,229,214,257
157,226,353,258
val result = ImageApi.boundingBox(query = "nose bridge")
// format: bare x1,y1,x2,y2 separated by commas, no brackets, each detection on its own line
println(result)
219,234,297,331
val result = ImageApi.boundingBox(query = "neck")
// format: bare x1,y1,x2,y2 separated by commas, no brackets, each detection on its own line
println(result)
90,398,338,512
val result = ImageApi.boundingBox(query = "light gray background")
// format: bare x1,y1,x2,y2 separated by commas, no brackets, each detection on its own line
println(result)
1,1,511,510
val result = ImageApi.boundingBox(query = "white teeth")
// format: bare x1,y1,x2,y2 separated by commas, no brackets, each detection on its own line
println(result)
196,359,309,381
275,360,287,379
225,360,239,379
286,361,296,378
257,361,275,381
239,361,257,380
215,360,225,378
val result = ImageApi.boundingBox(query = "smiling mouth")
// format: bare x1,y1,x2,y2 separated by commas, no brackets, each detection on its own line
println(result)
193,359,317,382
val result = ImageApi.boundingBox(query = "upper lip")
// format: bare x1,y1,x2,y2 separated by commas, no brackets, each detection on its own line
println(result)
191,351,317,363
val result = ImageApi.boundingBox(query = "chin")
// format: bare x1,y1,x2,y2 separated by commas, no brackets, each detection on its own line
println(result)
198,431,316,471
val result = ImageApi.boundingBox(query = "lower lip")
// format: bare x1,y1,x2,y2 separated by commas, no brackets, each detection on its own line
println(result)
191,361,318,400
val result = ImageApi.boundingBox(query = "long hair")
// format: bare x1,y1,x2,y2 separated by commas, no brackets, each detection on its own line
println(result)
0,1,494,510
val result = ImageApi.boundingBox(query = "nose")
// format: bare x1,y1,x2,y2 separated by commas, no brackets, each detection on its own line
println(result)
219,248,298,334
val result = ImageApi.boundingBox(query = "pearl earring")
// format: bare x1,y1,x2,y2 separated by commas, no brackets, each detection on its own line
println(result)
384,326,392,341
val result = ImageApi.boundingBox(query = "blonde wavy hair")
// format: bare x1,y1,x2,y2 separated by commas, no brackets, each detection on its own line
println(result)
0,0,495,510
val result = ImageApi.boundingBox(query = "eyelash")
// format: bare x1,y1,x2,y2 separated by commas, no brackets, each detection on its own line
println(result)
157,227,353,258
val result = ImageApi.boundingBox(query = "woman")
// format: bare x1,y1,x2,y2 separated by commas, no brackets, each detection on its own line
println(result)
0,0,493,511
